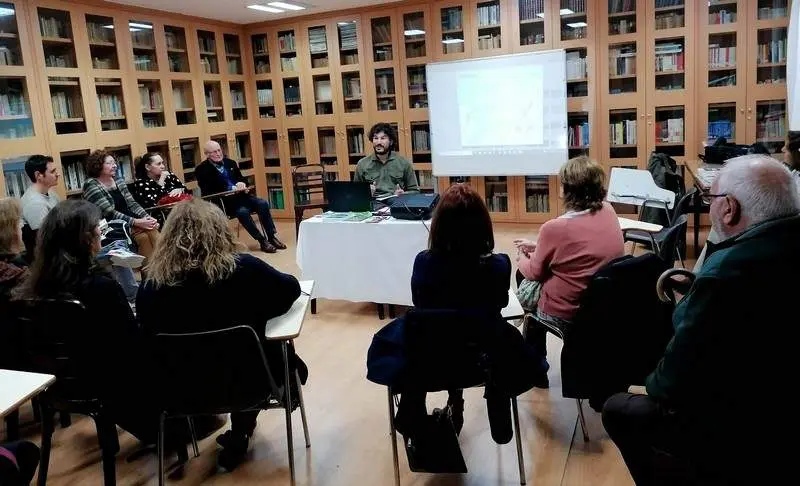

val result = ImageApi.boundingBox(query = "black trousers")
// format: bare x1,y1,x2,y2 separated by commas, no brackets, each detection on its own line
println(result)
0,440,40,485
602,392,728,486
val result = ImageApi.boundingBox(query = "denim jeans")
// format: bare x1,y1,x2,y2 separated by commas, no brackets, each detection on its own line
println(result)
96,240,139,303
233,195,276,242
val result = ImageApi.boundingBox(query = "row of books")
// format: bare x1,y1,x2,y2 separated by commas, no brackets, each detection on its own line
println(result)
311,56,329,68
609,18,635,35
264,138,279,158
609,119,637,146
171,86,192,110
284,84,300,103
411,127,430,152
342,76,361,98
133,54,156,71
654,43,684,72
139,84,162,110
560,0,586,14
256,87,274,106
280,57,297,71
757,38,787,64
51,91,82,119
476,2,502,27
568,121,589,147
405,43,426,59
131,31,155,48
708,120,735,140
608,0,635,14
308,26,328,54
371,21,392,45
609,46,636,76
377,99,396,111
142,117,162,128
4,169,31,199
416,171,434,189
164,30,184,50
227,58,241,74
338,23,358,51
477,33,501,50
654,118,684,143
709,10,736,25
341,53,358,65
561,25,586,41
0,46,19,66
314,79,332,103
654,0,684,7
198,34,215,54
252,36,268,56
441,7,463,31
708,45,736,68
45,54,75,68
204,87,221,107
200,57,218,74
0,123,34,140
756,108,786,139
566,51,587,80
224,38,240,57
757,6,788,20
168,54,188,72
319,134,336,154
521,31,545,46
0,91,26,117
289,136,306,157
278,31,296,52
233,138,250,160
92,56,116,69
268,187,285,210
97,93,123,117
487,192,508,213
39,16,69,38
86,22,114,43
654,12,683,30
348,132,365,154
255,59,270,74
526,193,550,214
408,71,426,94
230,88,245,108
375,73,395,95
63,160,88,191
518,0,545,21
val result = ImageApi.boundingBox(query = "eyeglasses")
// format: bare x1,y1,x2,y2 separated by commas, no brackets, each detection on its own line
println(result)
701,193,727,205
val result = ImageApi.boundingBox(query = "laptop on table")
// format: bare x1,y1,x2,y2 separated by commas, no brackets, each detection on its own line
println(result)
325,181,372,212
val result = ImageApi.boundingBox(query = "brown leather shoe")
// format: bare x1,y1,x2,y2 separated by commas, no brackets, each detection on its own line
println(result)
259,240,277,253
269,236,287,250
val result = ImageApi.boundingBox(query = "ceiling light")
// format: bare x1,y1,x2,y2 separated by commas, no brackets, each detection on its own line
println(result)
268,2,305,10
560,8,574,15
441,39,464,44
0,7,16,16
567,22,588,28
128,22,153,29
248,4,284,13
404,29,425,36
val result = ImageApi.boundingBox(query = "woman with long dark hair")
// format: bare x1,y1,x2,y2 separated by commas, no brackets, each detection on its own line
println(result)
395,183,512,437
131,152,188,213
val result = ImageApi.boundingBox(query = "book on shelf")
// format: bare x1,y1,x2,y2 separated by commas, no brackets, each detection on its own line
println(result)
566,51,587,80
0,46,17,66
280,57,297,71
264,138,279,158
338,23,358,50
568,121,589,147
526,193,549,213
609,46,636,76
134,54,155,71
609,17,635,35
348,132,364,154
0,90,27,117
311,57,329,68
477,33,501,50
609,119,637,145
45,54,74,68
254,59,270,74
371,21,392,45
708,120,734,141
289,136,305,156
314,79,332,103
519,0,545,21
708,45,736,68
97,93,123,117
608,0,634,13
165,31,182,49
39,15,68,38
319,134,336,154
198,34,215,53
86,22,114,43
138,84,162,111
488,192,508,212
278,31,296,51
411,127,430,152
92,57,115,69
758,5,788,20
343,77,361,98
416,171,434,189
757,37,787,64
477,2,501,27
654,12,684,30
340,53,358,64
114,154,133,181
131,30,154,48
230,88,245,108
227,58,241,73
224,38,240,56
204,87,221,108
284,84,301,103
655,118,684,143
560,0,586,14
233,139,249,160
757,108,786,140
375,74,394,95
308,26,328,54
257,87,273,106
441,7,463,31
171,86,191,110
252,36,268,55
268,186,285,209
654,43,684,72
50,90,81,119
654,0,684,7
709,9,736,25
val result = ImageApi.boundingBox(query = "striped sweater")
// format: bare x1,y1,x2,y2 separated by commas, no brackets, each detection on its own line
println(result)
82,177,147,225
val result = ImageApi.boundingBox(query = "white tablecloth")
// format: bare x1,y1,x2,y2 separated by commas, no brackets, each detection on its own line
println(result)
296,216,429,305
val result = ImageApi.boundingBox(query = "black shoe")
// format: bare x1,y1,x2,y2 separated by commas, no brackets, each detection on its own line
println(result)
269,236,287,250
486,395,512,445
259,240,277,253
216,430,252,472
446,399,465,436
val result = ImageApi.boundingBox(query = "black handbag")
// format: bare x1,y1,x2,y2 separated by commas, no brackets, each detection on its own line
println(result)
404,408,467,473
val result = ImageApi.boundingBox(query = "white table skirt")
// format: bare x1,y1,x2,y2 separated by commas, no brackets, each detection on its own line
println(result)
296,216,430,305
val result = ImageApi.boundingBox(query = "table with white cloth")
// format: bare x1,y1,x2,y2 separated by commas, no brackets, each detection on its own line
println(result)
296,216,429,307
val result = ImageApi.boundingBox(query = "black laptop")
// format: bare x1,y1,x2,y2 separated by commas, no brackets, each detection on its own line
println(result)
325,181,372,212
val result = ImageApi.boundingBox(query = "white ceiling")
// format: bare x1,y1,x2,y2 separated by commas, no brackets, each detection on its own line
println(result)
106,0,392,25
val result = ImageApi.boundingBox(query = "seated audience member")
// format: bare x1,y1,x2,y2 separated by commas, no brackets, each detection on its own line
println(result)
353,122,419,196
782,130,800,182
131,152,188,220
136,199,307,471
19,155,60,257
82,150,160,262
0,199,27,307
603,155,800,485
0,440,40,486
515,156,624,377
195,140,285,253
395,184,511,436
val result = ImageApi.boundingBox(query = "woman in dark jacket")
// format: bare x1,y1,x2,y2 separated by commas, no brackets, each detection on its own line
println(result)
131,152,188,221
136,198,306,471
0,198,27,306
396,183,512,437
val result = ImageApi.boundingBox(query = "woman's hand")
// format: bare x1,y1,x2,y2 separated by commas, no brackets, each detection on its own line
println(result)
134,217,159,231
513,238,537,257
168,188,184,198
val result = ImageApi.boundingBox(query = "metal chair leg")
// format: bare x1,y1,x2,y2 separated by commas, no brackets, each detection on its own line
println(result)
376,303,385,320
576,400,589,442
387,388,401,486
511,397,526,485
158,413,166,486
310,298,317,315
295,368,310,448
187,417,199,458
37,405,54,486
282,342,296,486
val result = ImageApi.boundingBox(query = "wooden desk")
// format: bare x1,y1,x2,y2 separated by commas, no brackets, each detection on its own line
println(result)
684,161,721,257
265,280,313,341
0,369,55,418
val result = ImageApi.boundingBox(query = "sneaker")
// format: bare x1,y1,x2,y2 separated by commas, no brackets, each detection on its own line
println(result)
108,249,145,268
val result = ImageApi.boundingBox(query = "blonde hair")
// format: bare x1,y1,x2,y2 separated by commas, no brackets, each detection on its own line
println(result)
0,198,22,254
559,156,607,211
146,199,240,287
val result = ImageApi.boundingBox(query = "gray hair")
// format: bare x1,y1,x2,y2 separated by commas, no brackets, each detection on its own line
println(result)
716,154,800,226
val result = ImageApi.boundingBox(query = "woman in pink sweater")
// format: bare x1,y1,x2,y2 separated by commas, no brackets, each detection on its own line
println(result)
516,156,624,377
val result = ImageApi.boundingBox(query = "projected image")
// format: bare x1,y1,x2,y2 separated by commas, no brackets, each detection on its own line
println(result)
456,66,544,147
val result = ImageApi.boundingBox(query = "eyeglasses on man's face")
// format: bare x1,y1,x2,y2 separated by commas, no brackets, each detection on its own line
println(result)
701,193,727,205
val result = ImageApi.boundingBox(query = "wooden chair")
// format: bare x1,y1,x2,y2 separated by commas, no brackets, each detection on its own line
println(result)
292,164,329,239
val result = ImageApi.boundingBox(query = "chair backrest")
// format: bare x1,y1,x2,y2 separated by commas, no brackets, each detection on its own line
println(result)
152,325,278,415
671,187,696,221
292,164,327,206
21,224,37,263
8,298,98,397
657,214,688,264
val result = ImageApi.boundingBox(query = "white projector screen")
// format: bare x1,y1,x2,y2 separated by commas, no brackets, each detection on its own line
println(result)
427,49,568,177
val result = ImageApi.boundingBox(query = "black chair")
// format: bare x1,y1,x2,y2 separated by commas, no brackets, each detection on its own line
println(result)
152,325,309,486
384,310,527,485
625,213,689,267
292,164,329,239
624,189,696,266
21,224,36,264
8,298,120,486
